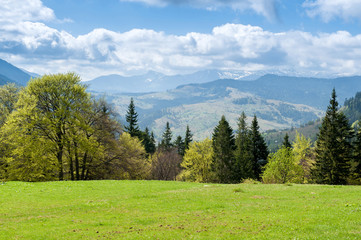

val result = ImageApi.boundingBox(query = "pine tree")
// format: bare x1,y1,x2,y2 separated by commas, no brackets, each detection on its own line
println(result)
312,89,353,185
160,122,173,150
234,112,253,181
174,135,185,156
125,98,140,138
282,133,292,149
249,115,269,180
142,127,156,154
184,125,193,153
354,128,361,179
212,115,236,183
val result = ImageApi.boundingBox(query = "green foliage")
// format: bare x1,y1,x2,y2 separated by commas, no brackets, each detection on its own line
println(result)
179,138,215,182
141,127,156,154
312,89,354,185
174,135,185,156
184,125,193,151
262,146,303,184
293,131,315,182
160,122,173,150
250,115,269,180
0,83,20,126
282,133,292,149
125,98,141,138
212,115,236,183
234,112,253,181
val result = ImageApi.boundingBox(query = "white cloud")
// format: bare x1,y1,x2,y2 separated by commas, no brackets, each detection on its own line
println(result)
119,0,278,21
0,0,55,24
303,0,361,22
2,0,361,80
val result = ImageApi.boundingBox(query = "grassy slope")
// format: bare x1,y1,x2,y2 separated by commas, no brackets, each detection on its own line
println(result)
1,181,361,239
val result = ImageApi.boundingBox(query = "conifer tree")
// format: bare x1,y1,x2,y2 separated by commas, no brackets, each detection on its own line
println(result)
234,112,253,181
249,115,269,180
212,115,236,183
142,127,156,154
282,133,292,149
184,125,193,152
312,89,353,185
160,122,173,150
354,128,361,179
174,135,185,156
125,98,140,138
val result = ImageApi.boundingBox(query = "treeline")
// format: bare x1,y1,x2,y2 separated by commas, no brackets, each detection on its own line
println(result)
0,73,360,185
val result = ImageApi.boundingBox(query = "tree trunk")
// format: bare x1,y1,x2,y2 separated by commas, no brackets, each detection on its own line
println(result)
74,141,80,180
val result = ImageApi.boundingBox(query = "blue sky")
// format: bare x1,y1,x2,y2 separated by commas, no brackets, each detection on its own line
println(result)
1,0,361,80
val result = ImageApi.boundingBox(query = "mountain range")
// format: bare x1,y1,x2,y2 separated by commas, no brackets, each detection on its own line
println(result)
1,58,361,141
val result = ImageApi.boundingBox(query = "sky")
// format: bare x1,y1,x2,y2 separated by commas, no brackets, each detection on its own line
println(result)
2,0,361,80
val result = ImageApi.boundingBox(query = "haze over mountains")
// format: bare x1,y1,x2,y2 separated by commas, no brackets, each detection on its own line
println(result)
1,58,361,140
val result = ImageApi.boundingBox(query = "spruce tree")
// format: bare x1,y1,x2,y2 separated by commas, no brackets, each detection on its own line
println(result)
234,112,253,181
249,115,269,180
125,98,140,138
312,89,353,185
212,115,236,183
354,128,361,178
184,125,193,152
282,133,292,149
174,135,185,156
160,122,173,150
142,127,156,154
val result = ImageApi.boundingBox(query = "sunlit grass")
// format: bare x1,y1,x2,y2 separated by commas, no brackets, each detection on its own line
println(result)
1,181,361,239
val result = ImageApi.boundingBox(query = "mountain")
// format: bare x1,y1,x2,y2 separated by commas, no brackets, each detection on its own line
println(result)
95,74,361,141
87,70,260,93
0,59,32,86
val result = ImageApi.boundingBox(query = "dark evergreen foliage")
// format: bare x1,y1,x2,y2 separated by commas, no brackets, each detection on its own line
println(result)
312,89,354,185
250,115,269,180
184,125,193,153
125,98,141,138
354,129,361,178
160,122,173,150
282,133,292,149
174,135,185,156
212,115,236,183
234,112,253,181
142,127,156,154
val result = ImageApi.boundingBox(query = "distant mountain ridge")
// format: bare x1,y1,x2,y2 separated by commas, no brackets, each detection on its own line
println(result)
87,70,262,93
0,59,32,86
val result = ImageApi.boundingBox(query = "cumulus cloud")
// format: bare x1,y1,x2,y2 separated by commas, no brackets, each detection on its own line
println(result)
119,0,279,21
303,0,361,22
0,0,55,24
2,0,361,80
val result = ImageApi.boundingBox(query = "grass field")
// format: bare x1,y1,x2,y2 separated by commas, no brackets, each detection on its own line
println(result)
1,181,361,239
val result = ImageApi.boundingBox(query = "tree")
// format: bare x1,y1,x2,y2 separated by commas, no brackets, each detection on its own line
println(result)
354,127,361,179
262,146,303,184
142,127,156,154
174,135,185,156
0,83,20,126
212,115,235,183
184,125,193,152
4,73,93,181
151,148,182,180
293,131,314,182
250,115,269,180
160,122,173,150
312,89,354,185
179,138,214,182
234,112,253,181
125,98,140,138
282,133,292,149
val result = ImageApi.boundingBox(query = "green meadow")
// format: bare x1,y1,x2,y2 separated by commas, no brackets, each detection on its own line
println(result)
1,181,361,239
